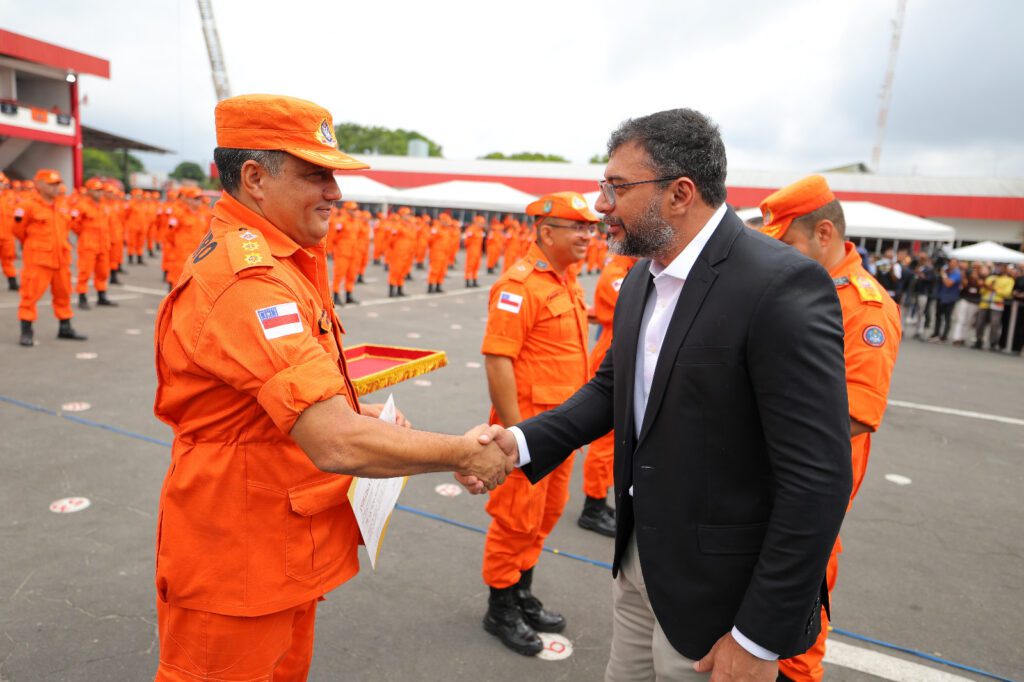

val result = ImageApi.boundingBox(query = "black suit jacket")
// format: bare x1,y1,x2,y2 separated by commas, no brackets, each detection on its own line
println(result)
519,208,851,660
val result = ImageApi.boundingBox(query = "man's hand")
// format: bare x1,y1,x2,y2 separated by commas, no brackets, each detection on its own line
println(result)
693,632,776,682
456,425,515,492
455,425,519,494
359,403,412,428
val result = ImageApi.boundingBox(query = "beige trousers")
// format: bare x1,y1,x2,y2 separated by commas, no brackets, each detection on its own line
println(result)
606,532,704,681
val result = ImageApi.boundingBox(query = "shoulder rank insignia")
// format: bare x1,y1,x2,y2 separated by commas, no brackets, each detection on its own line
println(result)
833,276,850,287
851,275,883,304
508,260,534,283
227,227,272,274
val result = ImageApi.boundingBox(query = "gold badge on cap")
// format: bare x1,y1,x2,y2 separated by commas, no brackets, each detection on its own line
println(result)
543,200,553,214
571,196,587,210
315,119,335,147
763,208,773,224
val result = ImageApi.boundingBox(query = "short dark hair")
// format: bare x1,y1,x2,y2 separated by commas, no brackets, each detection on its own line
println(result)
213,148,287,194
607,109,728,207
791,199,847,238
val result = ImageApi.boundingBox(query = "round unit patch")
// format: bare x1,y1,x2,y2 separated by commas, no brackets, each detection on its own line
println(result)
434,483,463,498
61,402,91,412
537,633,574,661
862,325,885,347
50,497,91,513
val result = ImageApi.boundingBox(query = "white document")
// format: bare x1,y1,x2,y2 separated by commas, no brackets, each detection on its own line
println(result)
347,394,408,570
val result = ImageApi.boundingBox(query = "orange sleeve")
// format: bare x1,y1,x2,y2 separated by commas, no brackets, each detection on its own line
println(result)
191,276,348,435
592,268,623,328
844,305,900,430
480,280,535,359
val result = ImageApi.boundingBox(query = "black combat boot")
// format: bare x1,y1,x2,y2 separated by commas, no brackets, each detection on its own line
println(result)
435,284,444,294
513,568,566,633
466,279,472,288
472,280,479,288
148,248,156,258
78,293,91,310
427,283,435,294
487,267,494,275
389,285,396,298
137,256,146,266
97,291,118,307
416,262,425,270
333,292,343,306
8,276,18,291
109,270,120,285
397,286,407,297
57,319,87,341
483,586,543,656
345,292,359,305
578,496,616,537
19,320,33,347
356,274,365,284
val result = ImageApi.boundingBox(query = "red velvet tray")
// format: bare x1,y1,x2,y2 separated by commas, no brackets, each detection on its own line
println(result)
343,343,447,396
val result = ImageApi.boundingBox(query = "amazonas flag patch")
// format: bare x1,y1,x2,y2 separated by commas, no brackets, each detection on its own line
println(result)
256,302,304,340
496,291,523,314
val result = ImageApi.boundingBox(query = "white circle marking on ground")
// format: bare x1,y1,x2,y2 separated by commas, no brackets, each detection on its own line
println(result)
450,324,462,330
537,633,573,661
49,497,91,514
61,402,91,412
414,379,432,387
125,328,141,335
885,474,912,486
75,352,98,360
465,362,482,369
145,309,157,315
366,311,379,318
400,306,411,312
407,332,422,339
434,483,463,498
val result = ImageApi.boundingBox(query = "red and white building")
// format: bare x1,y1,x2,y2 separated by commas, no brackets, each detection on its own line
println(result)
0,29,109,186
347,156,1024,248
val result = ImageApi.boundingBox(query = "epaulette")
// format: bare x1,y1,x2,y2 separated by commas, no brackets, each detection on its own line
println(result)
225,226,273,274
507,259,535,283
850,274,884,305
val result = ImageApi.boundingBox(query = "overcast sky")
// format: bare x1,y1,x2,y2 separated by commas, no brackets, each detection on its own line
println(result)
5,0,1022,178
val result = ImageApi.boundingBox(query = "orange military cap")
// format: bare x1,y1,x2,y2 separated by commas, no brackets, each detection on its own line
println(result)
526,191,600,223
178,186,203,199
34,168,62,185
85,178,105,191
759,175,835,240
343,201,358,210
131,188,144,197
215,94,369,171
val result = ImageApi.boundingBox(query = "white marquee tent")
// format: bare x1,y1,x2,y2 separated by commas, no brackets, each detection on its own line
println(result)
949,240,1024,264
333,174,394,205
391,180,538,213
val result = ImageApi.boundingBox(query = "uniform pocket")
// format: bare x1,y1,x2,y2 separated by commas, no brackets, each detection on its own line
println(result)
285,477,352,580
697,522,768,555
531,384,575,406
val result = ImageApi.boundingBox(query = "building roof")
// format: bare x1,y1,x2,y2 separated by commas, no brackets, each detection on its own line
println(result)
348,155,1024,221
82,125,171,154
0,29,110,78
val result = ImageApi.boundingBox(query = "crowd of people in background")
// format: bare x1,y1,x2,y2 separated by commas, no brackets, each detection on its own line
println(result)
866,246,1024,352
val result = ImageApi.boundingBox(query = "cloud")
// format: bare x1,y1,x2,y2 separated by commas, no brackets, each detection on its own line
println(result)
3,0,1021,177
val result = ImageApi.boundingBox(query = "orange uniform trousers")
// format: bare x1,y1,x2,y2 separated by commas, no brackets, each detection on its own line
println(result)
155,597,318,681
331,252,357,294
388,250,413,286
583,431,615,499
428,246,448,285
76,249,111,294
464,244,482,281
19,264,73,322
482,455,575,588
0,238,16,278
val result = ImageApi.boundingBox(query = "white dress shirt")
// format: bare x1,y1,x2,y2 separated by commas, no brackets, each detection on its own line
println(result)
510,204,777,660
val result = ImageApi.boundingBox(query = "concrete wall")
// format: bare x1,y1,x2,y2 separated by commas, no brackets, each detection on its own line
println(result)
10,142,72,187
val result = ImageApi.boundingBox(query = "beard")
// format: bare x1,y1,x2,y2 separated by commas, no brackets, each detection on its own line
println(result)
607,196,676,260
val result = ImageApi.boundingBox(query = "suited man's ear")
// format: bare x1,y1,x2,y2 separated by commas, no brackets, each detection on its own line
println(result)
667,177,697,216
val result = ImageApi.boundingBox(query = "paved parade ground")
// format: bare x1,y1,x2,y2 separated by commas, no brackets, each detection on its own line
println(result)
0,256,1021,682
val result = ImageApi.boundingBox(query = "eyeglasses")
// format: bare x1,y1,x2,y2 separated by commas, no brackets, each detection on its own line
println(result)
598,177,678,207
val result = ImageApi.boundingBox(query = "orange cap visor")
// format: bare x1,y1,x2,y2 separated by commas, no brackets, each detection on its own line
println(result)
759,174,835,241
215,94,369,172
34,169,62,185
526,191,600,223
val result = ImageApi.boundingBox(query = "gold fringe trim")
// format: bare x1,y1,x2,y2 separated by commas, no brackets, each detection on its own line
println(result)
352,351,448,396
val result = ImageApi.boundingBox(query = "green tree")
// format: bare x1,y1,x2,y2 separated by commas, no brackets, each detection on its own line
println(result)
480,152,569,163
82,148,144,182
334,123,443,157
170,161,206,183
589,153,609,164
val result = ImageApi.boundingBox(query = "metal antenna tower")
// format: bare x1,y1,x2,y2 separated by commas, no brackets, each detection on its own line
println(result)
197,0,232,101
871,0,908,171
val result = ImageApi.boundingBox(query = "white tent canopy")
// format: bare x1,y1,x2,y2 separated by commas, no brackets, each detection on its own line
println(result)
737,201,956,241
391,180,538,213
949,240,1024,264
333,174,394,204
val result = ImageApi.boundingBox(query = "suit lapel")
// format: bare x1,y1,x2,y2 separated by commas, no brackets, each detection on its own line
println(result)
617,263,653,440
635,210,743,448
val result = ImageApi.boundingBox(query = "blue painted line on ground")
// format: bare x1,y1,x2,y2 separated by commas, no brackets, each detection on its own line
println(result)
2,393,1016,682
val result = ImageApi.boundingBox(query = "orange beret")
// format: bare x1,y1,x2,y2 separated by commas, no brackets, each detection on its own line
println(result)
759,175,835,240
526,191,600,223
215,94,369,172
34,168,62,185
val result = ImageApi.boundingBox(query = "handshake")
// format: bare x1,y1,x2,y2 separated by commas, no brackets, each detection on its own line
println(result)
456,424,520,494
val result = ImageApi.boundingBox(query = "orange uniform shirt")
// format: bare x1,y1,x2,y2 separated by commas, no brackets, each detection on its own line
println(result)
12,193,73,269
154,192,361,617
589,255,637,374
70,196,111,254
830,242,902,503
481,243,591,424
